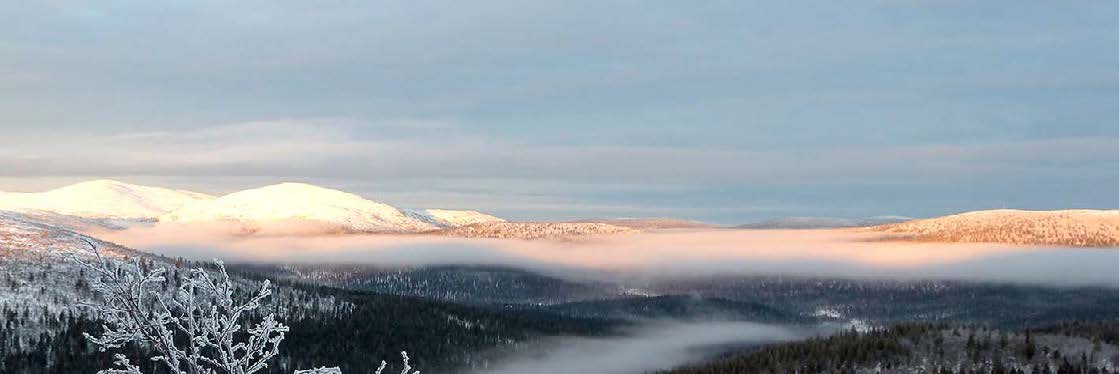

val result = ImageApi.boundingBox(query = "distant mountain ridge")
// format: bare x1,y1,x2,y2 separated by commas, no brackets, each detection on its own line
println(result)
571,218,715,230
406,208,506,228
160,182,445,233
0,180,667,239
0,179,214,220
738,216,913,229
868,209,1119,247
437,221,637,240
0,180,506,235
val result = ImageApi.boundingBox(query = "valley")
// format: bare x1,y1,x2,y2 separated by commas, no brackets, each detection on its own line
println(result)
6,4,1114,372
4,181,1119,373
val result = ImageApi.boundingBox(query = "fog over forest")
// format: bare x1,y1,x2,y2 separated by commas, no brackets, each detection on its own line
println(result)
93,225,1119,287
470,322,821,374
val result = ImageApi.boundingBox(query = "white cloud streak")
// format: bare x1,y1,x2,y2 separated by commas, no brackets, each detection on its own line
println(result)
2,120,1115,185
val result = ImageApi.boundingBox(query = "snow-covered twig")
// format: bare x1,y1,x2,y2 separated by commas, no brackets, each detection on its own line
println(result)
69,240,422,374
69,240,288,374
372,351,420,374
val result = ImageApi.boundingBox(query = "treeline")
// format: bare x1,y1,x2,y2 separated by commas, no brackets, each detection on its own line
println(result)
0,282,621,374
274,289,622,373
538,295,806,322
665,324,921,374
1,314,122,373
666,322,1119,374
1035,320,1119,346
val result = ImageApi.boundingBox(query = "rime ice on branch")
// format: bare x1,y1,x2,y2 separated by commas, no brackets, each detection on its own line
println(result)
294,351,420,374
68,239,419,374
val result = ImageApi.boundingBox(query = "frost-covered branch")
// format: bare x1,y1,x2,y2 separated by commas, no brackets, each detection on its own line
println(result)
293,367,341,374
69,240,288,374
292,351,418,374
69,240,422,374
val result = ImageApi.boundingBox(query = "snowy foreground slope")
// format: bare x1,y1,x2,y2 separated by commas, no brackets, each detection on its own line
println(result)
0,211,348,342
0,211,141,321
0,212,626,373
0,179,214,220
870,209,1119,247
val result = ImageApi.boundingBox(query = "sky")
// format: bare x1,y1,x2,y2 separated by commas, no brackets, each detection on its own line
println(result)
1,1,1118,223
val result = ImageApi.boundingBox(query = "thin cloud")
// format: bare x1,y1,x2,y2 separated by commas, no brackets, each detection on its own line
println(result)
1,120,1115,184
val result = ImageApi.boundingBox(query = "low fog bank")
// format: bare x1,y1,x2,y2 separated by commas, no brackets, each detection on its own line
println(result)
469,321,819,374
90,225,1119,287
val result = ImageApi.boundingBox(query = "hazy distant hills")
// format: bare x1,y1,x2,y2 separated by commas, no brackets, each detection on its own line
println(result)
0,179,213,220
159,182,488,233
737,216,913,229
571,217,716,230
8,181,1119,246
436,221,638,240
0,180,631,239
737,210,1119,247
869,209,1119,247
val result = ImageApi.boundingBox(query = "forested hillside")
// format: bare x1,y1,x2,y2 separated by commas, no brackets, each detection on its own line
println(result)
667,322,1119,374
235,264,622,306
0,268,624,374
0,213,625,373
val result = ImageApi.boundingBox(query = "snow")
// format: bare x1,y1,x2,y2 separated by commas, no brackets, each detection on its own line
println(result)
0,211,352,350
0,179,214,220
812,307,843,319
871,209,1119,247
408,208,506,227
0,180,510,235
160,182,443,233
0,210,132,259
0,211,140,328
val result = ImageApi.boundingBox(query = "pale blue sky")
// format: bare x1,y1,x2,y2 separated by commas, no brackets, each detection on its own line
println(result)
1,1,1117,223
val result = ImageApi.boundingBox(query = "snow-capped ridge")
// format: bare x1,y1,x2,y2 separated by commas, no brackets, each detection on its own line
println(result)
870,209,1119,247
407,209,506,228
160,182,441,233
0,179,214,220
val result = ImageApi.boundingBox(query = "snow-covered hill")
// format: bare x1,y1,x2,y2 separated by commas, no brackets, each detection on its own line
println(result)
0,180,656,239
407,208,506,227
0,211,141,320
0,211,352,359
869,209,1119,247
0,211,135,261
0,179,214,220
0,180,511,235
160,182,444,234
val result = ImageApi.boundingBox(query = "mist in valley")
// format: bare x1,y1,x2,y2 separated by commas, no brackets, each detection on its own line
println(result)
89,224,1119,287
468,321,820,374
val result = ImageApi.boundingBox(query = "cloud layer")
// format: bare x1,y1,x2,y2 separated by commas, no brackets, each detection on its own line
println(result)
91,226,1119,287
